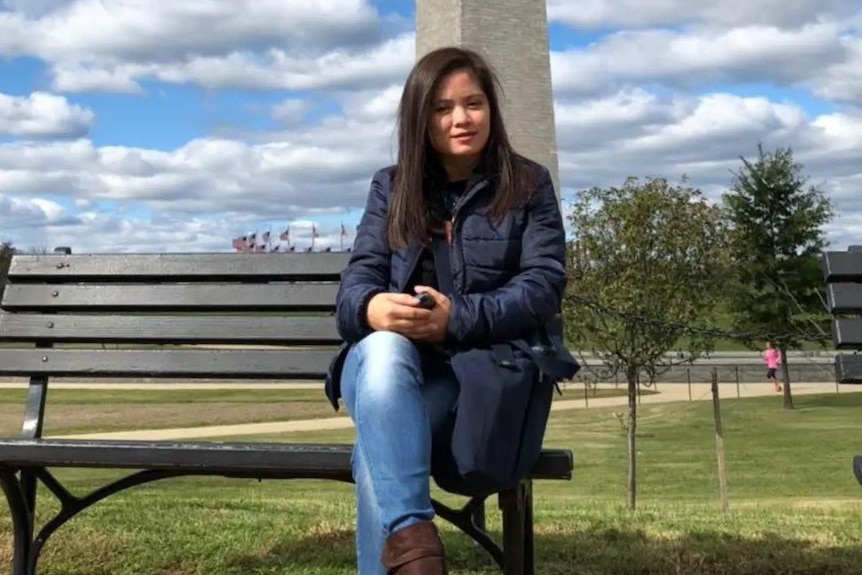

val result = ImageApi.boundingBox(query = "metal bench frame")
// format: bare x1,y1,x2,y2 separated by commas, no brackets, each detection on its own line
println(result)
0,252,574,575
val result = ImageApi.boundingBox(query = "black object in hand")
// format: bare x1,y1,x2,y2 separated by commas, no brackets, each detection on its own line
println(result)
415,292,435,309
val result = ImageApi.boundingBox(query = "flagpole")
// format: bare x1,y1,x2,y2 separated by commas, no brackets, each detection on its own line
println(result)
279,225,291,251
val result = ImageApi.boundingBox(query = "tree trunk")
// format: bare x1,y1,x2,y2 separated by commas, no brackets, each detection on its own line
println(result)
626,368,638,510
779,347,794,410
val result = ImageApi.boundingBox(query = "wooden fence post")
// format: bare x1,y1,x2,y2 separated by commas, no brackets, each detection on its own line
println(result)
711,367,730,511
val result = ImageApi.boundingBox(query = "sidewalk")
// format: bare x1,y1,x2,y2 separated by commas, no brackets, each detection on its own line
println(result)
51,381,861,442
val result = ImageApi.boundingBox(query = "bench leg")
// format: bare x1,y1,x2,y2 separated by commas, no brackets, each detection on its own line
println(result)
0,470,36,575
472,502,486,533
499,479,534,575
523,482,535,575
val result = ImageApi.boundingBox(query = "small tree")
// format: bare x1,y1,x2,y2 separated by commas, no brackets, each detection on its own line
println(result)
722,144,833,410
0,241,15,300
565,177,729,509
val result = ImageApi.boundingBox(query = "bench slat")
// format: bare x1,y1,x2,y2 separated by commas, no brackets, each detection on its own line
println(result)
0,314,340,345
832,319,862,348
834,354,862,384
1,284,339,312
0,349,336,379
8,253,351,282
0,440,353,479
0,440,574,481
822,251,862,283
827,283,862,314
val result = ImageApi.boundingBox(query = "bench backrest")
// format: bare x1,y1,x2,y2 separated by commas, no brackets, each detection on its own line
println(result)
822,249,862,383
0,252,354,437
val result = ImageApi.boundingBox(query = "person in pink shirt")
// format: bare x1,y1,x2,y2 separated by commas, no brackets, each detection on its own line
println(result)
763,342,782,392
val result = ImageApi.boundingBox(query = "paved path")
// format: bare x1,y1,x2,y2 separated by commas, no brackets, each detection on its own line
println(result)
49,381,860,442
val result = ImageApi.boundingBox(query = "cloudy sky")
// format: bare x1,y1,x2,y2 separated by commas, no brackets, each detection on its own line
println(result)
0,0,860,253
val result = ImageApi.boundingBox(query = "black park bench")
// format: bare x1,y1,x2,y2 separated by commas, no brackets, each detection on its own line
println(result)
821,247,862,487
0,251,574,575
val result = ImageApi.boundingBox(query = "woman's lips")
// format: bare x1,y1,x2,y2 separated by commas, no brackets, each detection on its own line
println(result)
452,133,475,142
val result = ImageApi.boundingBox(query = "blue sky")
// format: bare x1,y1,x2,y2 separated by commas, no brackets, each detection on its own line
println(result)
0,0,860,252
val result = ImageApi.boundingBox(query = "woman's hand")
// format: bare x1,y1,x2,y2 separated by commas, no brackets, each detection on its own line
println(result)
365,288,451,342
410,286,451,343
366,293,432,338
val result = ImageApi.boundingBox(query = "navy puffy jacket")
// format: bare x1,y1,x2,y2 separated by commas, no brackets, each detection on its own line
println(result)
334,162,567,350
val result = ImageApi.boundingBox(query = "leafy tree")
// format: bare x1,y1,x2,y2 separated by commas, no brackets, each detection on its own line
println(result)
564,177,729,509
722,144,833,410
0,241,15,300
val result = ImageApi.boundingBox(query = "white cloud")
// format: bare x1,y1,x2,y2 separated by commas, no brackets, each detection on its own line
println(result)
551,24,846,99
547,0,857,29
270,98,308,124
0,0,383,60
555,90,852,188
46,32,414,93
2,83,861,251
552,89,862,248
0,92,398,250
0,194,70,225
0,0,410,93
0,92,94,138
811,36,862,104
339,84,402,123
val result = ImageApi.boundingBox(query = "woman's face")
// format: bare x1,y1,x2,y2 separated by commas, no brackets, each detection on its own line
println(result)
428,69,491,178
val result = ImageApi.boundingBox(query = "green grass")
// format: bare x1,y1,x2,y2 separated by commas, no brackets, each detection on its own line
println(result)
0,385,630,407
0,386,631,436
0,388,337,436
2,393,861,574
0,388,329,405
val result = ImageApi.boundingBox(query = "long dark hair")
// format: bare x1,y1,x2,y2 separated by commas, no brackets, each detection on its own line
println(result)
388,46,538,249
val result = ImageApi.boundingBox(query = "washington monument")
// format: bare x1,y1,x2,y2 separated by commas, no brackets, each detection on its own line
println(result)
415,0,560,197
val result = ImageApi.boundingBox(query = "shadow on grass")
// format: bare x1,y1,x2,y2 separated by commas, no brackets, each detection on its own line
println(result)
794,393,862,410
228,525,862,575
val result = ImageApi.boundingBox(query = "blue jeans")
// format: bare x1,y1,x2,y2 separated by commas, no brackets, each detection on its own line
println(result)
340,331,460,575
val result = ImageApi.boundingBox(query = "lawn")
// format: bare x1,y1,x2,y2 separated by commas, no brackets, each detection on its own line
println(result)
0,385,632,436
1,391,861,574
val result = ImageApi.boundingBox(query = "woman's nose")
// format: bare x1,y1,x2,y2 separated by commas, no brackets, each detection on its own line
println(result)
452,105,469,125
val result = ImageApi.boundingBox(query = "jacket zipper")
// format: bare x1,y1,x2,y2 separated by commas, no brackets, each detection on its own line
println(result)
448,178,489,292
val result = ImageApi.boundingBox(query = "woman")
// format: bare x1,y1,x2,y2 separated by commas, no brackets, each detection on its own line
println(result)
325,46,574,574
763,341,782,392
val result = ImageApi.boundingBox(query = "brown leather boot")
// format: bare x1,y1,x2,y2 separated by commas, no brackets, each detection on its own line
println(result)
381,520,448,574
